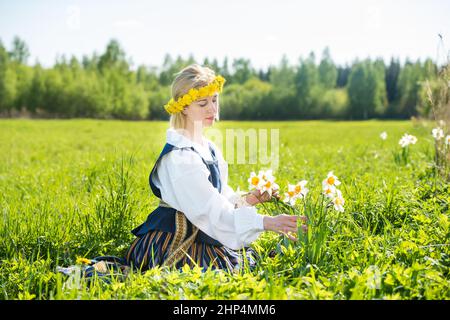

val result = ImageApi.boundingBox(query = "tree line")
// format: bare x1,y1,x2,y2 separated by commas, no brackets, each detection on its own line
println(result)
0,36,441,120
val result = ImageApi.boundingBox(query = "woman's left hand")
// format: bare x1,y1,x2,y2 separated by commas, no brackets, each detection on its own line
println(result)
246,188,280,205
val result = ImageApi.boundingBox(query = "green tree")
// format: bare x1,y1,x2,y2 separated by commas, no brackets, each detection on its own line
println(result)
336,64,351,87
347,60,387,119
295,52,320,118
396,59,436,118
318,47,337,89
82,52,99,71
373,58,388,116
136,65,159,91
0,40,17,115
12,63,33,113
9,36,30,64
397,59,437,117
231,58,254,84
269,54,295,89
220,57,232,83
385,58,400,104
98,39,129,74
221,77,272,119
26,63,46,113
148,85,170,120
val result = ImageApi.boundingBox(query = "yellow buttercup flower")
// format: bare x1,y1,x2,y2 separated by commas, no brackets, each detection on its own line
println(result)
164,75,226,114
188,88,199,100
198,86,208,97
182,94,192,106
76,257,91,265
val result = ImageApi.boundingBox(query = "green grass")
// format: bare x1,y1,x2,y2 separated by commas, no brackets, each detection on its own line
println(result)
0,119,449,300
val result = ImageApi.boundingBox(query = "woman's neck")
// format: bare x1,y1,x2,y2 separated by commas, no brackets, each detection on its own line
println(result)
183,122,205,147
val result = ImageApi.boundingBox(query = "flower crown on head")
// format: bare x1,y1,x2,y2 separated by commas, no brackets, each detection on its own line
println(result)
164,75,226,114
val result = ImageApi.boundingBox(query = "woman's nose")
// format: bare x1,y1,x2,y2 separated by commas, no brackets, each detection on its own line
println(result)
208,100,217,113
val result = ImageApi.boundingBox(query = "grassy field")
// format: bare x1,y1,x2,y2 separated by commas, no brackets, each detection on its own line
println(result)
0,119,449,300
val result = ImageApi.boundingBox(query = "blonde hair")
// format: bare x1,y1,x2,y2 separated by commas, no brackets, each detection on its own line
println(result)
169,64,220,129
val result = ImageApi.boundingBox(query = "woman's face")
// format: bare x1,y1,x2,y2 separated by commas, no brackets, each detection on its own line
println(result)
183,93,219,128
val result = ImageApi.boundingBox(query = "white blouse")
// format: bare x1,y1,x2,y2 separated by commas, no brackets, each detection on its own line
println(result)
151,128,265,250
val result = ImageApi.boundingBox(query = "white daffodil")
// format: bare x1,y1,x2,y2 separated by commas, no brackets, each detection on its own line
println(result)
432,128,444,141
248,169,278,196
322,171,341,188
273,182,280,192
293,180,309,198
248,171,264,190
259,170,277,196
399,133,418,148
332,189,345,212
408,134,418,145
323,184,337,199
380,131,387,140
399,135,410,147
283,184,299,206
259,170,274,184
445,135,450,146
261,180,279,197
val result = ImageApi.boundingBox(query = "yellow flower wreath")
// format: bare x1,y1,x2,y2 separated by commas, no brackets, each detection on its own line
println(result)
164,75,226,114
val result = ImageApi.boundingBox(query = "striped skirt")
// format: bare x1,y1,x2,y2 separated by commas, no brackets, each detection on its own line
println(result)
124,229,259,273
57,212,259,281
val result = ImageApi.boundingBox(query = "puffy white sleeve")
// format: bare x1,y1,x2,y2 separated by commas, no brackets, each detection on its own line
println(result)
211,142,251,208
152,149,265,250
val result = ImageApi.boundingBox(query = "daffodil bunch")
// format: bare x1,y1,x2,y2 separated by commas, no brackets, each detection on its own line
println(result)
247,169,301,220
246,170,346,217
279,172,345,213
246,170,347,265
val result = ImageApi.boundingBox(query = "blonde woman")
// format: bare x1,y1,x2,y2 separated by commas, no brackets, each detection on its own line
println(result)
57,64,305,278
123,64,305,273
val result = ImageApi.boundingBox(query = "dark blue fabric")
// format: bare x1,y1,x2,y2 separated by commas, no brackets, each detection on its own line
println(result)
131,141,224,246
125,229,259,273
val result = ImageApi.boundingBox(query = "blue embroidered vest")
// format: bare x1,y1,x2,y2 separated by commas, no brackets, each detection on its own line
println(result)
131,142,224,246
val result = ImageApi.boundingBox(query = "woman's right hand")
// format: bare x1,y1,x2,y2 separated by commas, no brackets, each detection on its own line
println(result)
263,215,308,241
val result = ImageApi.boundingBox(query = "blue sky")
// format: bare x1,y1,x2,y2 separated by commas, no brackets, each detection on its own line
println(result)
1,0,449,70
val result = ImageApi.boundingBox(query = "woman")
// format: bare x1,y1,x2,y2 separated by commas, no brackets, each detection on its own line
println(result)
123,64,304,273
58,64,305,278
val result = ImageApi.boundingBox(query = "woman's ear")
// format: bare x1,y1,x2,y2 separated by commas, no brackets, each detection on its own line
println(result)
182,103,193,116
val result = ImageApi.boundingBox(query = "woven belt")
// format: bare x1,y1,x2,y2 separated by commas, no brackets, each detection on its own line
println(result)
158,200,199,268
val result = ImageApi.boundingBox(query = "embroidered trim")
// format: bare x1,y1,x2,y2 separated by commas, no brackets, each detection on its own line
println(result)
92,261,108,273
162,211,199,268
166,211,188,256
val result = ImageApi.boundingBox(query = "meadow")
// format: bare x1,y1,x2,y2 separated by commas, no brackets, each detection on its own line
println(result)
0,119,448,300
